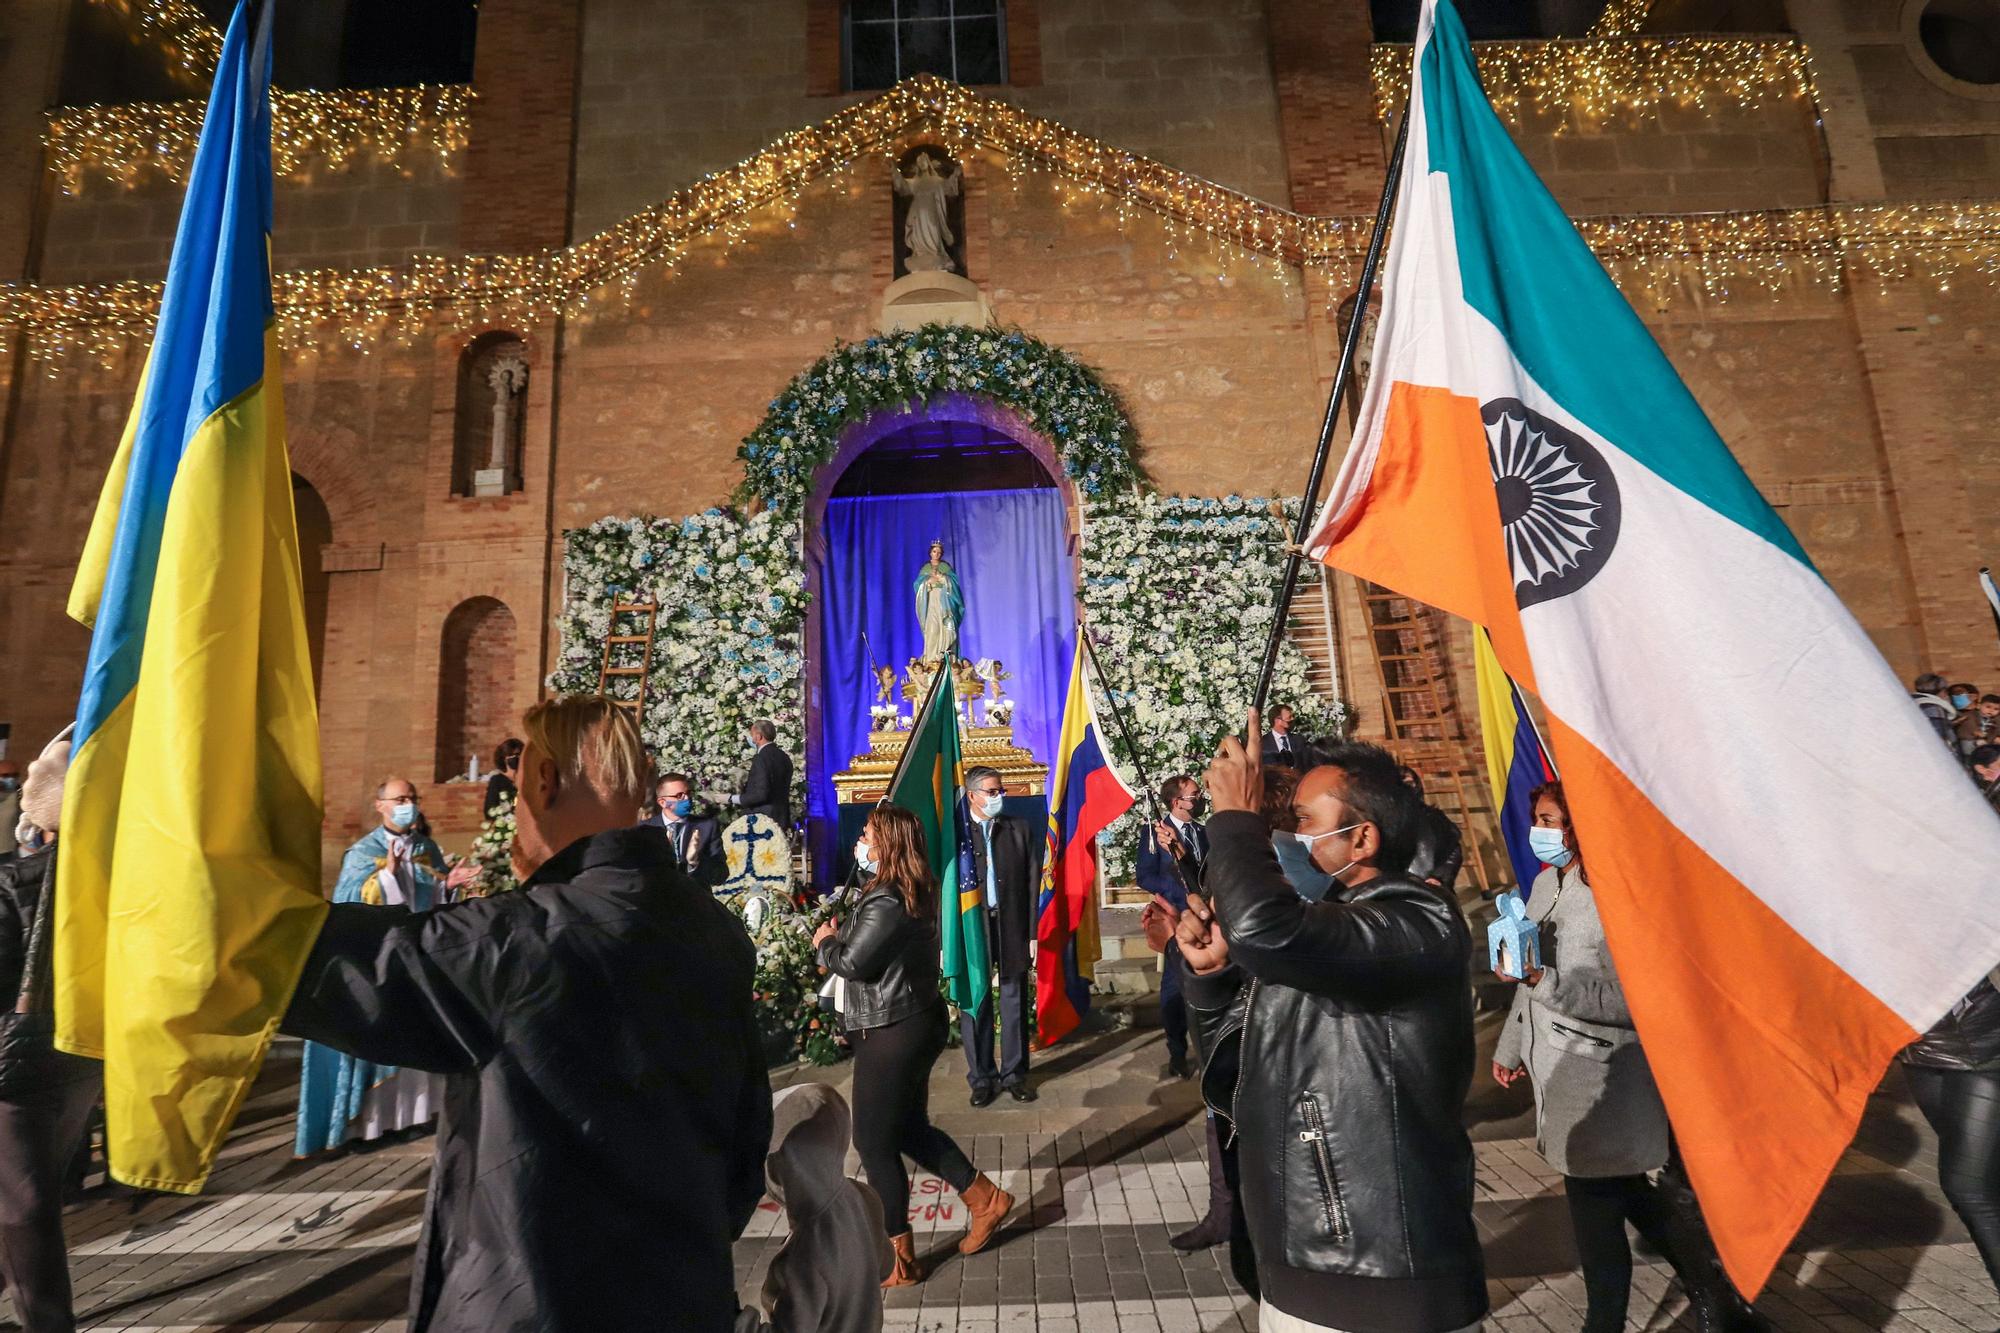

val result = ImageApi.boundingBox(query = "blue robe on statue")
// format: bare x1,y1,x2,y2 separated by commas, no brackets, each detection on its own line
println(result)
293,825,447,1156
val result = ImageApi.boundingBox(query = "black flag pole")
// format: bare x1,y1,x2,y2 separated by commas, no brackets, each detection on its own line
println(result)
1249,99,1415,717
1981,568,2000,653
1079,622,1201,904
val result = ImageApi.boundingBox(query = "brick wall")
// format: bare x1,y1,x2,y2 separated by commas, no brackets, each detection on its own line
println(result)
461,0,582,252
434,595,520,782
1268,0,1389,216
0,0,68,281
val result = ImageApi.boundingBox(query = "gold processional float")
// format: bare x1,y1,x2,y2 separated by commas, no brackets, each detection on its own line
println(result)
831,656,1047,806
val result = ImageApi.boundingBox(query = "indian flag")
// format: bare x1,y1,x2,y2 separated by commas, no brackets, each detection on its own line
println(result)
1312,0,2000,1294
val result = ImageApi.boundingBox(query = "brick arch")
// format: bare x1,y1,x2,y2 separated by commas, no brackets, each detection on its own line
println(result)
285,422,380,543
434,595,521,783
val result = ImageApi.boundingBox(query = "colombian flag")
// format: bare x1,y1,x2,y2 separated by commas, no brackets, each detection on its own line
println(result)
1472,625,1555,893
55,0,327,1193
1034,636,1135,1047
1310,0,2000,1292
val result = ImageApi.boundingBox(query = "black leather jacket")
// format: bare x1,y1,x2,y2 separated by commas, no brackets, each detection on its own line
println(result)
0,845,98,1090
816,883,941,1032
1186,812,1486,1332
1903,978,2000,1071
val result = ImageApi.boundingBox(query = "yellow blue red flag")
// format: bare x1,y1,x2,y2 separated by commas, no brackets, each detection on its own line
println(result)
55,0,328,1193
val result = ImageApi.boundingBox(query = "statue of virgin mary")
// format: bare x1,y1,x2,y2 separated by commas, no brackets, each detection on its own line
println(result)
914,540,964,663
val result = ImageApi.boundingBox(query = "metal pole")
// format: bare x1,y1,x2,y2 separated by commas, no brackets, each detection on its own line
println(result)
1250,99,1414,716
1079,625,1200,902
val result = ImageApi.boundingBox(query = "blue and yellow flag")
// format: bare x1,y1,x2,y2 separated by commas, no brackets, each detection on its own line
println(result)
56,0,328,1193
1472,625,1555,895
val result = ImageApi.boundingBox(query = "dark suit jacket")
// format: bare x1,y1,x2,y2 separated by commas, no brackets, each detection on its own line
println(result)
966,813,1036,977
739,743,794,828
1137,818,1205,911
643,812,723,883
1260,730,1316,770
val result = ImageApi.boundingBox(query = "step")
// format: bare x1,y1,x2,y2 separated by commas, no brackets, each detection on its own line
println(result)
1092,954,1163,997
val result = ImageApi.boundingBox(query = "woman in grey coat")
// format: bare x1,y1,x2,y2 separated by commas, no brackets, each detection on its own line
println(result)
1493,781,1761,1333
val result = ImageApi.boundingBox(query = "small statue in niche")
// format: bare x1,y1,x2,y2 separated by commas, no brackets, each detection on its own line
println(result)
894,150,962,274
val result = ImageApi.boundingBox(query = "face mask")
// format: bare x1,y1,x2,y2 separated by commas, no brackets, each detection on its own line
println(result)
389,802,417,829
1291,822,1362,885
1189,797,1209,820
1954,693,1975,710
1528,825,1573,868
1273,833,1336,901
853,840,877,874
0,778,17,794
977,793,1004,819
671,797,693,818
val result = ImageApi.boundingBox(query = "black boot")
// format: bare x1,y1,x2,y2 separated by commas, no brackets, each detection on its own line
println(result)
1172,1115,1234,1252
1658,1164,1772,1333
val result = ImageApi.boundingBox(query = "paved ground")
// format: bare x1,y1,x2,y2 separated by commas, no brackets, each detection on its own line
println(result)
22,1006,2000,1333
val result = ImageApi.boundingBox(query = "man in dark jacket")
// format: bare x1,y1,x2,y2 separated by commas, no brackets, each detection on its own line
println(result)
1136,774,1206,1079
729,719,795,829
1179,717,1486,1333
961,766,1038,1106
282,696,773,1333
0,737,101,1333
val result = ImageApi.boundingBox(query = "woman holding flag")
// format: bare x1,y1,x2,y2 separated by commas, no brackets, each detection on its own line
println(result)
812,805,1013,1286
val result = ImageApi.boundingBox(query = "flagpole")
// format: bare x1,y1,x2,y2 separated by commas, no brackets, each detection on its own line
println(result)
878,658,956,805
1079,624,1201,902
1981,568,2000,653
1250,99,1414,715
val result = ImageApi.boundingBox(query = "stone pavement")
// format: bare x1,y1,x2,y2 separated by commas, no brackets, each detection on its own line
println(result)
23,1008,2000,1333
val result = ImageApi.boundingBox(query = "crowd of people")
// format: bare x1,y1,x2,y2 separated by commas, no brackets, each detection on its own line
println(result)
0,685,1997,1332
1913,672,2000,806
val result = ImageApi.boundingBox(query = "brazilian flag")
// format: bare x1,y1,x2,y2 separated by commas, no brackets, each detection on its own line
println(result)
887,674,988,1010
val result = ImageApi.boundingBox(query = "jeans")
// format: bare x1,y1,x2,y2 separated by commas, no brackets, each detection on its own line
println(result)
0,1069,102,1333
851,1007,976,1240
1908,1064,2000,1296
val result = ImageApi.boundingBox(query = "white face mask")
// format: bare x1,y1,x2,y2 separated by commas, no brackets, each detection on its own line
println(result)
979,792,1004,819
853,840,877,874
1290,821,1362,884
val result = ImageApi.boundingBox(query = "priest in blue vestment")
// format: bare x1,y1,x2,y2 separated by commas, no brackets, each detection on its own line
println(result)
294,777,448,1156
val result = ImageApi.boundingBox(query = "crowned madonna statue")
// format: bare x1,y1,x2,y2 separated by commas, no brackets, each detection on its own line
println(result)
914,540,964,663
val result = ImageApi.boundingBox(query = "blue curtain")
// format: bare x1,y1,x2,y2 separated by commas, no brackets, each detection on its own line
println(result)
812,489,1074,882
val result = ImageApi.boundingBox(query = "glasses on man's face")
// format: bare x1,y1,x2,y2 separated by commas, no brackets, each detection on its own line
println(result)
661,790,689,804
381,792,419,805
975,786,1004,799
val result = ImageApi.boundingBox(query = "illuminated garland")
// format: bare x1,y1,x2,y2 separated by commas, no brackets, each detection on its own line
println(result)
2,77,1995,362
89,0,221,88
1589,0,1658,37
1370,36,1814,123
46,85,474,195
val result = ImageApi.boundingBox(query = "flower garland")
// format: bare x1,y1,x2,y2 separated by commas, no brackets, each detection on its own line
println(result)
739,324,1143,517
1080,495,1344,881
459,793,519,897
737,895,844,1066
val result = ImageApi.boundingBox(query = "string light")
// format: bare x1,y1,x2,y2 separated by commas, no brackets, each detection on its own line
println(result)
45,85,474,195
2,76,1993,364
1370,36,1815,124
1588,0,1659,38
87,0,221,88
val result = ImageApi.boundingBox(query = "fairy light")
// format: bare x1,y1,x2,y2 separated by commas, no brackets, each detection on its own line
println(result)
3,76,1995,364
1588,0,1658,38
1370,36,1815,124
87,0,222,88
45,85,474,195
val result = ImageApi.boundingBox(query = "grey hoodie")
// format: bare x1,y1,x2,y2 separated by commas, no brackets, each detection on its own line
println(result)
750,1084,893,1333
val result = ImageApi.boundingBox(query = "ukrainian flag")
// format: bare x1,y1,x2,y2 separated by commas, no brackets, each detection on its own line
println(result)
1472,625,1554,894
55,0,328,1193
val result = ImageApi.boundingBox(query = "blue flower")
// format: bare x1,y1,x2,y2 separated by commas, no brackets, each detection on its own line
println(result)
722,648,741,664
695,563,713,580
736,554,755,571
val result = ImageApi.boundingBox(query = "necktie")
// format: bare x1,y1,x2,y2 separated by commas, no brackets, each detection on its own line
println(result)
983,823,998,910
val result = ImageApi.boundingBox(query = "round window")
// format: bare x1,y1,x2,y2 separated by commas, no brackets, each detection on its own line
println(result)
1905,0,2000,95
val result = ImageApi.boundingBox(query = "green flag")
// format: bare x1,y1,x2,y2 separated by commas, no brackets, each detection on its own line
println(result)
886,674,987,1010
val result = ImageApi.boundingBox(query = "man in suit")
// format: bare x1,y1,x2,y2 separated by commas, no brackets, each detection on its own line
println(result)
645,771,722,886
1136,775,1206,1079
1260,703,1314,771
727,719,794,830
962,766,1037,1106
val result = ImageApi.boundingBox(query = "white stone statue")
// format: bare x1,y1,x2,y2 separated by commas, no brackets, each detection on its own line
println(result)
476,348,529,496
894,152,962,274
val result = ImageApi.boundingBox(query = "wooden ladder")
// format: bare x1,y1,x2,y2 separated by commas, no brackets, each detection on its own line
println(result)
1284,564,1345,707
596,600,660,716
1356,582,1501,898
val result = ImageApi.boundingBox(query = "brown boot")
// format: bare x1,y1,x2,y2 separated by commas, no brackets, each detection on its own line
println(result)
883,1231,921,1287
956,1173,1015,1255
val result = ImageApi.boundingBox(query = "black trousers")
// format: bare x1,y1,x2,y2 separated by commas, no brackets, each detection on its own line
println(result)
1160,948,1188,1063
1908,1064,2000,1296
1564,1172,1682,1333
961,913,1031,1092
0,1069,101,1333
852,1007,976,1240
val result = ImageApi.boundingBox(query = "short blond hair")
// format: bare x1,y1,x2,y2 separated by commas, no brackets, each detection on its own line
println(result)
521,695,648,809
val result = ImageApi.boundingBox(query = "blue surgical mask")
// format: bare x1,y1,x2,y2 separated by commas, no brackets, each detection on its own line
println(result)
1289,822,1362,888
390,802,417,829
980,793,1004,819
1528,825,1574,868
1273,833,1336,901
854,840,877,874
671,797,694,818
1954,693,1975,710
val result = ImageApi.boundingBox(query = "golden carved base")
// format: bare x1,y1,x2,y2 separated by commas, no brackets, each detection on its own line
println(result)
832,723,1048,806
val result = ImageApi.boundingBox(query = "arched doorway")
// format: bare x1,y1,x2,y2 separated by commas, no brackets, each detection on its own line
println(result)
292,474,332,696
803,393,1080,879
435,596,519,782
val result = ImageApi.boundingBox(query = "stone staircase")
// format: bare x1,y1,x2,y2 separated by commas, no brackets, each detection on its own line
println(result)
1090,899,1163,1025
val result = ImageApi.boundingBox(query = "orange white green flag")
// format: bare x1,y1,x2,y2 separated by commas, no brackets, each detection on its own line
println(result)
1310,0,2000,1294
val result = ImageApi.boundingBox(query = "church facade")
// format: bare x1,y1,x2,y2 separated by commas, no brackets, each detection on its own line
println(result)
0,0,1995,872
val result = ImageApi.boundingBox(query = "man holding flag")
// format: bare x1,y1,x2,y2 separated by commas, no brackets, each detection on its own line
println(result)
1310,0,2000,1297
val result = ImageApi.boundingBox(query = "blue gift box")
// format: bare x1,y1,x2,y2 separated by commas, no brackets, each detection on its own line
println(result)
1487,890,1542,979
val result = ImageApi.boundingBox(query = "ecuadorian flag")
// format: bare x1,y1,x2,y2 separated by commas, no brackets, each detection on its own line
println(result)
1310,0,2000,1293
56,0,328,1193
1035,635,1135,1047
1472,625,1555,893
